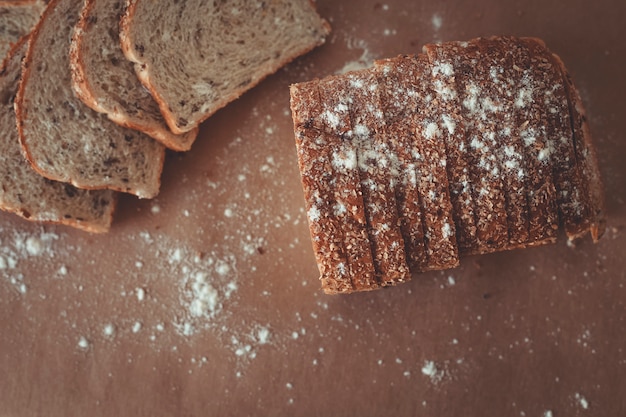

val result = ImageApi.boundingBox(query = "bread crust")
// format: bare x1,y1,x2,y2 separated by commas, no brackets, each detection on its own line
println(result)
120,0,331,135
422,42,480,255
69,0,198,151
341,71,412,286
374,57,428,271
290,81,363,294
550,53,606,242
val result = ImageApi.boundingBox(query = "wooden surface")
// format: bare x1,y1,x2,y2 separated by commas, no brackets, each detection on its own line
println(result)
1,0,625,415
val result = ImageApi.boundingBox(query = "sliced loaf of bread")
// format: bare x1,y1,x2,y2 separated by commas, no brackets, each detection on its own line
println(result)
291,36,605,294
0,36,116,233
70,0,198,151
120,0,331,134
16,0,165,199
0,0,45,59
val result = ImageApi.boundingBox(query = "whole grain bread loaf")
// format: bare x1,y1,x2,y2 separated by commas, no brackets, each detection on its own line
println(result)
120,0,331,134
290,36,606,294
70,0,198,151
0,36,116,233
16,0,165,199
0,0,45,59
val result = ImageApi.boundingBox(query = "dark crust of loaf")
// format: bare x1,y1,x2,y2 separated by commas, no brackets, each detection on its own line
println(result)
121,0,332,135
69,0,198,151
549,52,606,242
519,38,587,245
403,55,459,270
0,36,117,234
471,37,530,247
317,75,380,292
446,39,511,254
374,57,428,271
291,81,377,294
422,42,479,256
344,70,411,286
14,0,165,198
291,35,605,294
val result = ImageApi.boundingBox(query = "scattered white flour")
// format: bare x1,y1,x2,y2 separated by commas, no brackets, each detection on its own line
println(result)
132,322,142,333
337,38,377,74
78,336,89,350
575,393,589,409
0,229,61,294
432,14,443,31
103,324,116,338
421,360,445,384
543,411,553,417
256,327,271,345
136,288,145,302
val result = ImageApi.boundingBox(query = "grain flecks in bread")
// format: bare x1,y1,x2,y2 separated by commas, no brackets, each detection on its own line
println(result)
15,0,165,199
291,36,606,294
120,0,331,134
0,0,46,59
0,37,116,233
69,0,198,151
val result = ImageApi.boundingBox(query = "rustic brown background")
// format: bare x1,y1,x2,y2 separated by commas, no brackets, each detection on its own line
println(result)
1,0,625,415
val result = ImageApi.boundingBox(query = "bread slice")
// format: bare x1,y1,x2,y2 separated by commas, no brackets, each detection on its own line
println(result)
120,0,331,134
374,56,428,271
316,75,382,292
373,55,459,271
430,39,511,255
340,70,411,286
548,46,606,242
15,0,165,199
69,0,198,151
499,37,559,246
290,80,377,294
422,42,479,255
0,36,116,233
0,0,45,59
462,37,531,248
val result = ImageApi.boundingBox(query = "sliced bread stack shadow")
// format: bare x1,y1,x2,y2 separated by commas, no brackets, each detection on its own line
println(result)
1,0,330,231
290,36,606,294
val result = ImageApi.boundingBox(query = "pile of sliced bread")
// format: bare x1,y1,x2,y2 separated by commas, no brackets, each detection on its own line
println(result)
290,36,605,294
0,0,330,232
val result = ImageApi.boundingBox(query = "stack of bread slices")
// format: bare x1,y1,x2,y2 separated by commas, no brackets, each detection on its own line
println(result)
290,36,605,294
0,0,330,232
